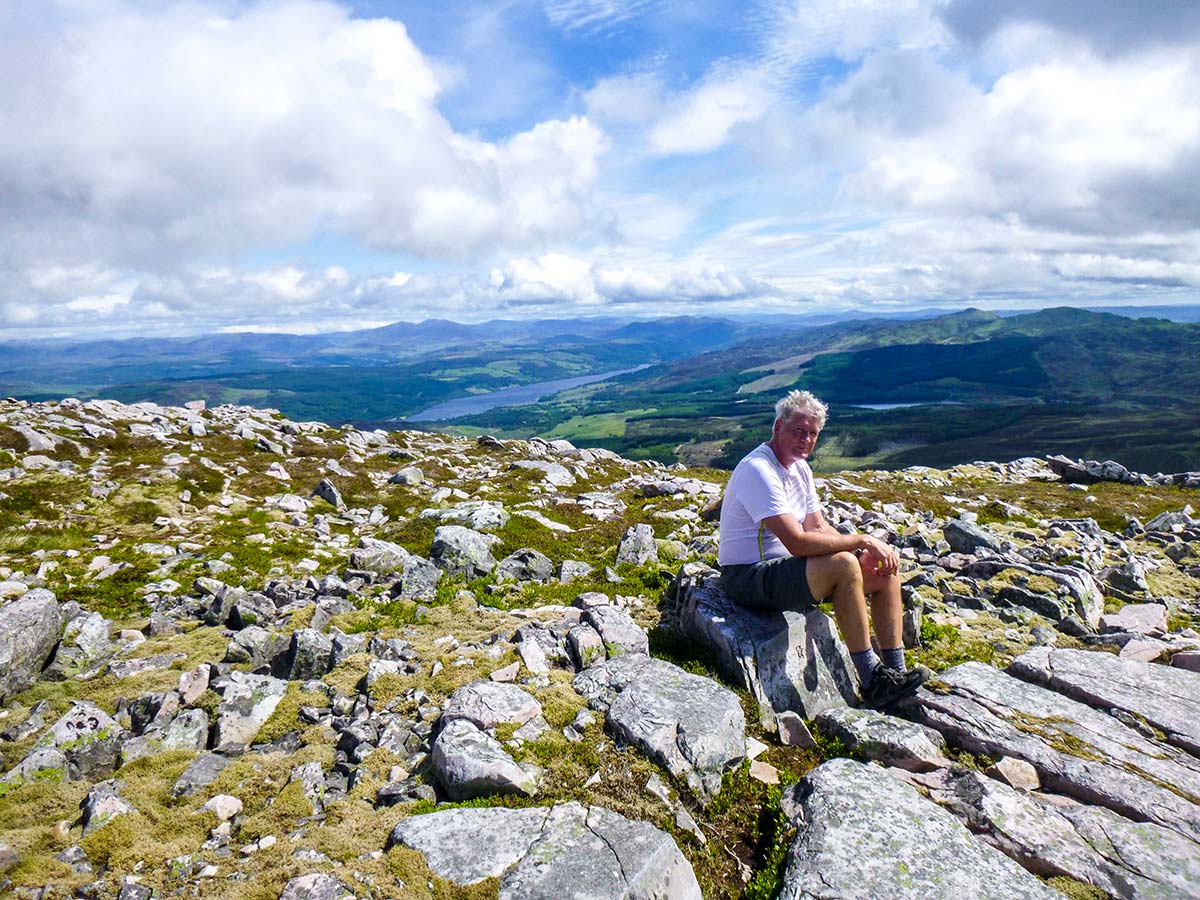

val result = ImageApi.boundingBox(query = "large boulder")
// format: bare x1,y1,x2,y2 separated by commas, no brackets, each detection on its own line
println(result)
1008,646,1200,756
44,611,113,680
908,661,1200,844
5,701,127,784
574,654,745,799
0,589,61,702
349,536,410,576
389,802,701,899
777,759,1060,900
581,604,649,658
496,548,555,583
813,707,949,772
441,681,542,730
916,766,1200,900
431,719,539,801
430,525,501,578
960,559,1105,628
663,564,858,728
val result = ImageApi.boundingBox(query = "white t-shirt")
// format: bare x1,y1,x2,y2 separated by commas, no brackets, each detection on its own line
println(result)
718,443,821,565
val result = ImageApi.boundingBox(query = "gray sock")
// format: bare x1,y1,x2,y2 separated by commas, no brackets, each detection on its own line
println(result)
881,647,907,672
851,648,881,687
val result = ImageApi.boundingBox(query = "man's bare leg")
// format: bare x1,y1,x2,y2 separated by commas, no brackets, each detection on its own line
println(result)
861,565,903,651
805,551,871,652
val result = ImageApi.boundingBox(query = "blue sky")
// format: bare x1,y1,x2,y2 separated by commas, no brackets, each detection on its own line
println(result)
1,0,1198,337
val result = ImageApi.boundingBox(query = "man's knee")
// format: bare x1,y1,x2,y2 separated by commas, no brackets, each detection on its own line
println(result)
830,550,862,584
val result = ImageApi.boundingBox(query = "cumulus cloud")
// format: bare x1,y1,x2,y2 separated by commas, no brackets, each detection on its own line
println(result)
0,0,607,271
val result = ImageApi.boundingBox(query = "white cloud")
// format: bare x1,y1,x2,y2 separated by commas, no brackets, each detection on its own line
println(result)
0,0,608,271
648,69,772,155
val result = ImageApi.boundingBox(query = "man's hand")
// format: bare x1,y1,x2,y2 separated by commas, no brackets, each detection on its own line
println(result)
858,536,899,577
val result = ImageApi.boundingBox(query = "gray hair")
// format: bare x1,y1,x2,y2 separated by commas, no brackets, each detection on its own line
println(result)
774,390,828,428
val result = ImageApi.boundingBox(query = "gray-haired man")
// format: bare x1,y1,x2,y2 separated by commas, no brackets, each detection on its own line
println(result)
718,390,928,709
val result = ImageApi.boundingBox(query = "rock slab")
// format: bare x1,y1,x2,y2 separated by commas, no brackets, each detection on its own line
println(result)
777,758,1060,900
389,802,702,899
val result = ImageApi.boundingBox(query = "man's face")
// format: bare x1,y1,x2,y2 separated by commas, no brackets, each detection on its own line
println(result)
772,412,821,464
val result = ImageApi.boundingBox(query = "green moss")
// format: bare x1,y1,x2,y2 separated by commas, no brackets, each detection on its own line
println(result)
1045,875,1113,899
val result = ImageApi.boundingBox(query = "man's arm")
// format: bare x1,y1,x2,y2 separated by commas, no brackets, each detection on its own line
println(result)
763,511,899,574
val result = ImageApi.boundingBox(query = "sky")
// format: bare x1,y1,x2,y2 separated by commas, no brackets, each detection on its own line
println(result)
2,0,1199,339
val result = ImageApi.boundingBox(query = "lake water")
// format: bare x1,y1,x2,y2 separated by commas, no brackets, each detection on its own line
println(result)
405,365,649,422
847,401,959,410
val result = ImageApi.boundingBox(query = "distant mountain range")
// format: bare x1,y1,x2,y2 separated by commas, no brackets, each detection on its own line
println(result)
3,305,1199,472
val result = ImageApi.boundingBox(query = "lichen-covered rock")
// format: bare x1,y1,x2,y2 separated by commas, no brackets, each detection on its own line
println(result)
81,780,137,836
943,519,1003,555
213,672,288,753
277,872,354,900
441,680,542,730
43,701,125,781
430,525,501,578
172,753,231,798
813,707,950,772
45,611,113,680
0,588,61,702
349,536,410,576
582,604,649,658
496,547,555,583
283,628,333,681
389,802,702,899
432,718,539,801
778,759,1060,900
395,554,442,601
1008,646,1200,755
574,654,745,799
915,766,1200,900
909,661,1200,843
616,523,658,566
664,564,858,727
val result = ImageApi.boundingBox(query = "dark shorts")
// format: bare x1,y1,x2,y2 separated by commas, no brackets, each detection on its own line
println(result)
719,556,819,612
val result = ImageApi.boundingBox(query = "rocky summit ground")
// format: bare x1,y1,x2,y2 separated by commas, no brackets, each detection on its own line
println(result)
2,397,1200,900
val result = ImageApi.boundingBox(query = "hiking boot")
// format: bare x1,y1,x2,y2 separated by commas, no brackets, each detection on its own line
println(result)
859,664,930,711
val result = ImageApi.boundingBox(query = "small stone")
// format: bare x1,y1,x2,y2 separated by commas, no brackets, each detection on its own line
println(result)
776,711,817,749
646,773,672,804
987,756,1041,791
1172,651,1200,673
202,794,243,822
490,662,520,682
749,760,779,784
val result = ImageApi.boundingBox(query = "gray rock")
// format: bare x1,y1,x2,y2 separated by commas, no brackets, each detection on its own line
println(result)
1099,603,1167,636
0,588,61,702
960,559,1105,628
1008,646,1200,755
616,523,658,566
389,802,702,899
908,661,1200,843
582,604,649,658
277,872,354,900
1105,559,1151,596
349,536,410,576
813,707,949,772
224,626,287,670
2,746,69,788
213,672,288,753
943,519,1003,555
309,595,355,632
574,654,745,799
664,565,858,727
430,525,501,578
422,501,510,532
510,459,576,487
228,592,277,630
284,628,333,681
394,554,442,602
389,466,423,485
45,611,113,680
567,623,606,670
559,560,594,583
777,758,1060,900
916,766,1200,900
496,548,555,583
289,760,327,812
329,629,367,667
432,718,539,801
43,701,125,780
80,780,137,836
312,478,344,510
1146,511,1195,533
441,680,543,730
173,753,231,798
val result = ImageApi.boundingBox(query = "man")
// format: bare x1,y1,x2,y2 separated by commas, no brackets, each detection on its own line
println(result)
718,389,928,709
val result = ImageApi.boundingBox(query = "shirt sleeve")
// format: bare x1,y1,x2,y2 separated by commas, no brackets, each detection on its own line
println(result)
735,456,792,522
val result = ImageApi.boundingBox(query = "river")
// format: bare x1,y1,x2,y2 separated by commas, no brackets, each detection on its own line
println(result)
404,365,649,422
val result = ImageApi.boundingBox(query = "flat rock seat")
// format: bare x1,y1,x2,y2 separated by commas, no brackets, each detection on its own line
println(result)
664,563,859,728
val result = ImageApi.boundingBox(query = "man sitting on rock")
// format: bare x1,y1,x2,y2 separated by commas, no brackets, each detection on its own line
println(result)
718,389,928,709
